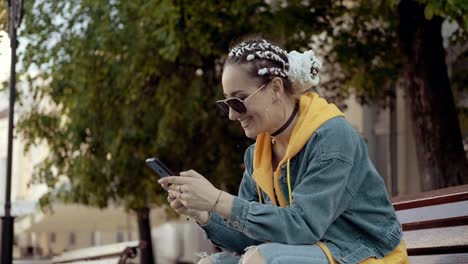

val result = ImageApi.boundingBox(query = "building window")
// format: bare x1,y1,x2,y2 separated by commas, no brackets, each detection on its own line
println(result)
50,232,56,243
69,232,76,246
90,232,95,246
116,231,124,243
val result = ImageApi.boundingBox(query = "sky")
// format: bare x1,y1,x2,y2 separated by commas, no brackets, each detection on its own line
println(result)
0,30,10,110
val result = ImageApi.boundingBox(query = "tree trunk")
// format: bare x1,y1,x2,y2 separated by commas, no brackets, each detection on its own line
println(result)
397,0,468,191
136,207,155,264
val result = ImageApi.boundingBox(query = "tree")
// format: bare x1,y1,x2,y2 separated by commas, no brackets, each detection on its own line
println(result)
319,0,468,191
15,1,345,263
0,0,6,29
397,0,468,189
0,1,8,51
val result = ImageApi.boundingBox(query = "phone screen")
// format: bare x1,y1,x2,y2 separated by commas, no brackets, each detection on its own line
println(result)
145,158,175,178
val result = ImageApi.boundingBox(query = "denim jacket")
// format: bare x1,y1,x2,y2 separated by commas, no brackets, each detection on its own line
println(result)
200,117,402,264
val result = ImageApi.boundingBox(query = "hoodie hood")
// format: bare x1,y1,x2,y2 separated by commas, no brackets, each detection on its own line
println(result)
252,92,344,207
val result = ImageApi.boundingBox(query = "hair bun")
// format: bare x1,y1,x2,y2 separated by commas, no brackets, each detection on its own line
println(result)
287,50,322,92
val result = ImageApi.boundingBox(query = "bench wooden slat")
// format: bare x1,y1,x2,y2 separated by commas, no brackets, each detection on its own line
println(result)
403,225,468,255
393,185,468,262
402,215,468,231
395,200,468,230
392,184,468,210
396,200,468,224
409,253,468,264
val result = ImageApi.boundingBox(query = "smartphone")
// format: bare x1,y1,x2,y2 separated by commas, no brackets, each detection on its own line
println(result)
145,158,176,178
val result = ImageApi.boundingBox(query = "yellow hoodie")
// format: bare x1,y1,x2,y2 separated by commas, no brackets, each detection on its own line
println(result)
252,92,410,263
253,92,344,208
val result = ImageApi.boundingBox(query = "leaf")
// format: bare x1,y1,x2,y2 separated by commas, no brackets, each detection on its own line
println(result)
424,4,435,20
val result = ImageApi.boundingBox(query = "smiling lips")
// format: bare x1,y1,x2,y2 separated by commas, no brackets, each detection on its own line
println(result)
239,117,252,128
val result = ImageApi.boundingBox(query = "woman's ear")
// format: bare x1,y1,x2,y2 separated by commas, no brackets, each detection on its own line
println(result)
271,77,285,98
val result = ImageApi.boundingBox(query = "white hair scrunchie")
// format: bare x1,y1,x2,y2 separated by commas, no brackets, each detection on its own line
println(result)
287,50,322,92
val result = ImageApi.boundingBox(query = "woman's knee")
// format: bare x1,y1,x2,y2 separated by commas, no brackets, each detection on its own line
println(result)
241,246,266,264
197,256,213,264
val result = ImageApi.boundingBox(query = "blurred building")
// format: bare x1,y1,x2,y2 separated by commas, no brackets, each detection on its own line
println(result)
152,222,217,264
342,89,421,196
14,204,166,258
1,107,216,262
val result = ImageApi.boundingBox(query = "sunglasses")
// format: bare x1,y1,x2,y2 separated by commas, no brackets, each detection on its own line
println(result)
216,83,266,115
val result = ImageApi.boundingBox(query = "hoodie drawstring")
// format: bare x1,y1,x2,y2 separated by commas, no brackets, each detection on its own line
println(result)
287,159,293,206
256,185,263,204
257,159,293,207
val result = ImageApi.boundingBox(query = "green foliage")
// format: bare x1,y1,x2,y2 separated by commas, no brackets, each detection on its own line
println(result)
13,0,468,212
326,0,401,107
17,0,346,211
419,0,468,29
0,1,7,50
324,0,467,108
0,1,6,31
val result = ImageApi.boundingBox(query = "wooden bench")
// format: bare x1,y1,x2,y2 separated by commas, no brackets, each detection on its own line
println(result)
51,240,141,264
392,184,468,264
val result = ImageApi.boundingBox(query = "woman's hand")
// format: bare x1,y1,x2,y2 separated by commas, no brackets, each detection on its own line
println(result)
161,182,209,224
158,170,221,212
167,188,197,216
167,189,209,224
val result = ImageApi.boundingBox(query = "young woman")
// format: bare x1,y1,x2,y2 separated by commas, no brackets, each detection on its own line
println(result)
158,38,409,264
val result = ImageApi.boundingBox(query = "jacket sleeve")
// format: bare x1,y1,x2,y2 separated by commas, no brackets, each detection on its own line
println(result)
220,127,360,244
199,145,264,253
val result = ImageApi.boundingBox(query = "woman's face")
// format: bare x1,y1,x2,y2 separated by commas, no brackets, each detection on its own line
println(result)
222,65,277,138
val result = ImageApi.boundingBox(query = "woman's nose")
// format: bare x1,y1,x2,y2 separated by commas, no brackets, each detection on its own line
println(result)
228,107,241,121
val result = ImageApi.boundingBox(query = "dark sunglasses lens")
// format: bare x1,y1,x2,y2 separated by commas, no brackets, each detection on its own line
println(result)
216,101,230,114
226,99,246,114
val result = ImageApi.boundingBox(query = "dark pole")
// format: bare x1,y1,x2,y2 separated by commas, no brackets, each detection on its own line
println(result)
389,90,398,197
2,0,22,263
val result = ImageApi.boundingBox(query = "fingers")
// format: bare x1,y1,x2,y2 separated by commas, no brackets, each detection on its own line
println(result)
160,182,171,191
170,199,186,212
169,190,186,204
168,185,186,196
167,195,175,205
168,184,178,192
168,191,176,201
179,196,189,207
158,176,189,185
170,196,182,207
168,190,180,198
168,193,185,209
180,170,202,178
161,184,173,194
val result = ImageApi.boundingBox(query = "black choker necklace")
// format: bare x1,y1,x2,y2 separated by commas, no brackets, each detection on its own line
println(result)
271,102,299,140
